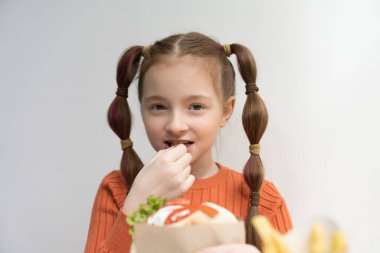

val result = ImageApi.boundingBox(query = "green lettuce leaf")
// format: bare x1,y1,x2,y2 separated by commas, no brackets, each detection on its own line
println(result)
126,195,167,237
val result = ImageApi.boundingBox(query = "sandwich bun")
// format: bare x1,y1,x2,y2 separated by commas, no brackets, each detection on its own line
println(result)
147,201,237,227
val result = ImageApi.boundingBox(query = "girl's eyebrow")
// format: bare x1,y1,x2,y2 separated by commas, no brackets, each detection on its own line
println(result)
143,95,212,103
143,95,165,103
185,95,213,101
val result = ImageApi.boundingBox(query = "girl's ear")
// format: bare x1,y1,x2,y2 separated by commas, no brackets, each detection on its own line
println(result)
220,96,235,128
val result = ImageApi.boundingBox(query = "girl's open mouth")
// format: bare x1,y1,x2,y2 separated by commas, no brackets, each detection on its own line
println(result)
164,140,194,151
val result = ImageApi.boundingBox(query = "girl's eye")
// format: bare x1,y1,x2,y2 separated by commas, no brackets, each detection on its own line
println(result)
151,104,167,110
190,104,204,110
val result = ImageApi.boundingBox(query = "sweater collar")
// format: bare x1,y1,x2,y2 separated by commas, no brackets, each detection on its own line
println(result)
191,162,229,189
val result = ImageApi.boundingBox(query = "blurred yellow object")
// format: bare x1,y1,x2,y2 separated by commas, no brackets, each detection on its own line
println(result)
251,216,347,253
251,216,276,253
309,223,327,253
272,231,292,253
252,216,291,253
331,230,347,253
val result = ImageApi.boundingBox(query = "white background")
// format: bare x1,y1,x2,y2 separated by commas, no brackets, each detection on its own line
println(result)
1,0,379,252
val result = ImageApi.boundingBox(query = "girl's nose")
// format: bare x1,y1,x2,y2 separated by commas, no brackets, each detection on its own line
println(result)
165,111,189,134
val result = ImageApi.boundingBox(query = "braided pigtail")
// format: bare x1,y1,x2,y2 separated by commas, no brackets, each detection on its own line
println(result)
107,46,145,191
230,44,268,250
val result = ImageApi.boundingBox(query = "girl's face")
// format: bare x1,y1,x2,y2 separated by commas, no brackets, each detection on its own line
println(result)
140,55,234,171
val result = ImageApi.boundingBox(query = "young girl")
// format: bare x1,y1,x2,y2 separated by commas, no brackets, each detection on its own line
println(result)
85,32,292,253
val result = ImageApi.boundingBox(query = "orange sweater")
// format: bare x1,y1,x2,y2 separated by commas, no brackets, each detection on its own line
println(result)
84,163,292,253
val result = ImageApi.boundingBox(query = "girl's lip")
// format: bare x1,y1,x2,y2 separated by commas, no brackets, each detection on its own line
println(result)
164,142,193,152
186,143,193,152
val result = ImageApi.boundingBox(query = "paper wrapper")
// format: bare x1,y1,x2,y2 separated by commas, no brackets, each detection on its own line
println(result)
134,221,245,253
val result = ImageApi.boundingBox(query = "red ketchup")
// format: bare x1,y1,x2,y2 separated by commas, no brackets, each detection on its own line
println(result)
163,200,219,225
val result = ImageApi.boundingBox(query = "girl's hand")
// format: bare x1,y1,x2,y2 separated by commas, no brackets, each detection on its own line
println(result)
196,244,260,253
122,144,194,215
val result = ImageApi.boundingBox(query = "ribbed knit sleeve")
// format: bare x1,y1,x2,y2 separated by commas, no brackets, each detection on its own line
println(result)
259,181,293,233
84,171,131,253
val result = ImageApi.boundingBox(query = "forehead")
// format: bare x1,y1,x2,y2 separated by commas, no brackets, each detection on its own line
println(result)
141,55,222,100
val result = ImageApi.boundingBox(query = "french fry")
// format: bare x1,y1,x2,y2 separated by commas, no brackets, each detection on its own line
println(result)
252,216,347,253
251,216,274,245
252,216,290,253
272,231,292,253
309,223,327,253
331,230,347,253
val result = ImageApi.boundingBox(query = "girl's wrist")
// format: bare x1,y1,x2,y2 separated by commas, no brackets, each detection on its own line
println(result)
121,191,141,216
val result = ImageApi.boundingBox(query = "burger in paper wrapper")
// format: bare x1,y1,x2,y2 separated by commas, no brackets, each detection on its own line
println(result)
128,196,245,253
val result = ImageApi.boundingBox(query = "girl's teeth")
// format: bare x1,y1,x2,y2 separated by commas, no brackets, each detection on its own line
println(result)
167,141,192,147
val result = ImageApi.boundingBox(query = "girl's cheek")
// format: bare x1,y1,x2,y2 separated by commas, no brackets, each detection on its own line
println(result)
192,114,220,126
145,114,164,123
148,120,164,131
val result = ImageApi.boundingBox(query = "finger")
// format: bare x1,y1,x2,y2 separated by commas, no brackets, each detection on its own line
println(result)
175,152,192,169
148,146,175,164
180,174,195,194
178,165,191,182
163,144,188,162
149,152,162,164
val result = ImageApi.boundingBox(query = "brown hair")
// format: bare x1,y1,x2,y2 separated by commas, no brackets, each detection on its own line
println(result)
107,32,268,249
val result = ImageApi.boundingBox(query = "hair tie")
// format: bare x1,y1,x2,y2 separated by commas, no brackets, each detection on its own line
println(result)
249,144,260,155
142,45,151,57
250,192,260,206
116,87,128,98
245,83,259,95
223,44,232,57
121,138,133,150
